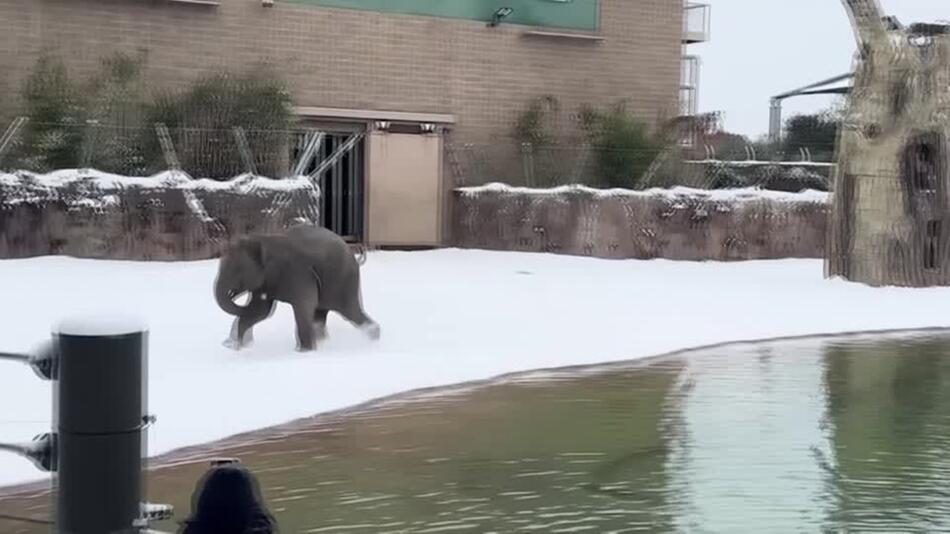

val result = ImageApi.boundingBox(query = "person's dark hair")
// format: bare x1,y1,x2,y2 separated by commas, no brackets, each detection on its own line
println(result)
179,463,277,534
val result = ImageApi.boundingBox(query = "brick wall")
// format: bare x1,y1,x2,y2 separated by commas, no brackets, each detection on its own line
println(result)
0,0,682,142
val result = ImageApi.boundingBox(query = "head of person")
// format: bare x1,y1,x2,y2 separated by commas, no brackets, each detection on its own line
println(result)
180,462,277,534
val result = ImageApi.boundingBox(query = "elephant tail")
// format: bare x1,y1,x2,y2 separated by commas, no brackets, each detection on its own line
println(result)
353,245,368,265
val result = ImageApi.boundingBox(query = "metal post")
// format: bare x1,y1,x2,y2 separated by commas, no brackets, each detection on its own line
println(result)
521,142,536,187
768,72,855,142
232,127,258,176
80,120,101,170
769,98,783,143
308,133,363,181
0,116,28,167
155,123,181,171
292,130,325,177
0,319,171,532
53,318,150,534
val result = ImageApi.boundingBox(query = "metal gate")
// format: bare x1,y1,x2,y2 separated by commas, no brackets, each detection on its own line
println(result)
292,127,366,242
901,133,946,273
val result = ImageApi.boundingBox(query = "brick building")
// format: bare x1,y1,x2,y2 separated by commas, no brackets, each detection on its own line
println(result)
0,0,709,247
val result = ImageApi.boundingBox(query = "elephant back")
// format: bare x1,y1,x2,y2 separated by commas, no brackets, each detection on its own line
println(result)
285,224,360,308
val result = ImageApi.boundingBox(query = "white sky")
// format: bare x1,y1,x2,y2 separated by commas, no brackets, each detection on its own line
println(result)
696,0,947,139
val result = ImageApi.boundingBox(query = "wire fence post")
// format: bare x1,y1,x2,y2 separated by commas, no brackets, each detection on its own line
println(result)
154,123,180,172
0,317,172,531
52,318,170,533
80,120,101,171
307,132,363,183
0,116,28,169
55,320,144,532
521,142,536,188
232,126,258,176
292,130,325,177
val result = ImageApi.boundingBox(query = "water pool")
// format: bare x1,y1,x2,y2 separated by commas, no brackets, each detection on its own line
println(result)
2,332,949,532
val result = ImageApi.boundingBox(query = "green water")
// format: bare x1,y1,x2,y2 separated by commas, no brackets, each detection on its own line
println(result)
3,333,950,533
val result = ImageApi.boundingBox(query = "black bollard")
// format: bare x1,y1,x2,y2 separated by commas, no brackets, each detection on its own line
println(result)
52,318,149,534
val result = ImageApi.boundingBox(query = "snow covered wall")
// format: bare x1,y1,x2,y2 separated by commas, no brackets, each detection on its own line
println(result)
453,184,831,261
0,169,320,260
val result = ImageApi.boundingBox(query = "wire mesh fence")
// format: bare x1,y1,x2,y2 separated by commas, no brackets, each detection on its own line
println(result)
0,120,327,179
1,118,839,194
446,142,837,192
0,120,369,260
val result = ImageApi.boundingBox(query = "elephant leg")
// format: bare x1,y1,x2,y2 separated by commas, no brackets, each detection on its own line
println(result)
223,293,275,350
339,299,380,341
293,302,319,352
313,308,329,341
237,295,276,345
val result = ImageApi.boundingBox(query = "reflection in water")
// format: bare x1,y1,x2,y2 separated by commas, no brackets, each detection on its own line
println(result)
1,333,950,533
666,341,837,532
823,337,950,532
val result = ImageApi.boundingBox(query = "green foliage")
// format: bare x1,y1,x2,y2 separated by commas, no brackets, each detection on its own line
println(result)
0,73,12,128
144,65,294,179
17,54,87,171
708,132,751,161
14,51,152,174
782,110,840,162
85,51,150,174
9,53,294,178
512,95,559,147
580,102,664,189
86,51,148,123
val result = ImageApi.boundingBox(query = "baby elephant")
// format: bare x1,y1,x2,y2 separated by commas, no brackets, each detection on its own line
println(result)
214,224,380,351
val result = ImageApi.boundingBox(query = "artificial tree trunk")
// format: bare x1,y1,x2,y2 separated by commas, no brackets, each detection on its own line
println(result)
826,0,950,287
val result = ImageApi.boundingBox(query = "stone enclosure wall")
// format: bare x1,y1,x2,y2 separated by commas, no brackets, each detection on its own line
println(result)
452,184,830,261
0,170,320,261
0,171,830,262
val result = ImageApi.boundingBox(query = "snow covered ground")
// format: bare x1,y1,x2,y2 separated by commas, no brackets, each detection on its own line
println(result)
1,249,949,489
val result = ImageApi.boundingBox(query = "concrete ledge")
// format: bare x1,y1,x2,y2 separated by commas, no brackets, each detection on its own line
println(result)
295,106,457,125
522,30,605,42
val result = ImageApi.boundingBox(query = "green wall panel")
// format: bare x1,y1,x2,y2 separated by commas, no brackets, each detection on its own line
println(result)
285,0,600,31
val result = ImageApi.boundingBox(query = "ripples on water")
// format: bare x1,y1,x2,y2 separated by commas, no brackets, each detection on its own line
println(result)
3,333,950,533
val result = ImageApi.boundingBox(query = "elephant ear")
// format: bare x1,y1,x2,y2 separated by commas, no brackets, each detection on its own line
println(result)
259,238,295,284
233,236,268,289
237,236,264,266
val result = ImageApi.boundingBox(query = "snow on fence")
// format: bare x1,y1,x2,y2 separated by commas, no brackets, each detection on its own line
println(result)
0,169,320,260
453,183,831,261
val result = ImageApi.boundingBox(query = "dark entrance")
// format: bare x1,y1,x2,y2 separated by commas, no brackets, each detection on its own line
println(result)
901,132,946,272
291,125,366,242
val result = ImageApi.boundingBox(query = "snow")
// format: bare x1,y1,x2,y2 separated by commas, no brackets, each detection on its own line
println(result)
1,249,949,489
687,159,837,168
0,169,319,198
0,168,320,225
55,314,148,337
458,182,831,204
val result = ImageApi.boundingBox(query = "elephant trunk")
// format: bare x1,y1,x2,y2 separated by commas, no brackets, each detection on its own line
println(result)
214,276,247,316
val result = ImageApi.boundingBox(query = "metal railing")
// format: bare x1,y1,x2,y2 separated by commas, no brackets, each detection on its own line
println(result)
683,2,711,44
680,55,701,117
